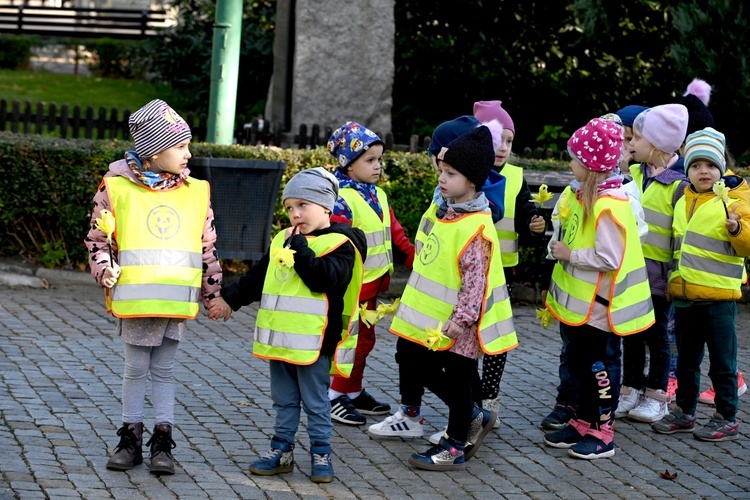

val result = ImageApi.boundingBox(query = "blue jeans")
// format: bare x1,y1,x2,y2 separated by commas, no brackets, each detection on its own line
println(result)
622,295,670,390
557,323,621,421
270,355,333,445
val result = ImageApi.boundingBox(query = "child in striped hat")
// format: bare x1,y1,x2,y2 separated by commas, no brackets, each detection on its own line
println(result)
651,127,750,442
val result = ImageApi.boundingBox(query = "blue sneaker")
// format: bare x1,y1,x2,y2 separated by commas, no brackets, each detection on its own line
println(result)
248,437,294,476
310,442,334,483
543,418,589,448
409,436,465,471
464,406,497,460
568,424,615,460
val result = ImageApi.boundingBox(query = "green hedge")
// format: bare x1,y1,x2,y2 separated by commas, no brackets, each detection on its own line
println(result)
0,132,569,275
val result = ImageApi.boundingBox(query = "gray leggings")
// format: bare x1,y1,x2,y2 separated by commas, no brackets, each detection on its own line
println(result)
122,338,179,425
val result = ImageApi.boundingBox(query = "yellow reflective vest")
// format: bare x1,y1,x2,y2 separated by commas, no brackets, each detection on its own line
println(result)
105,175,209,319
630,167,683,263
494,164,524,267
670,196,744,291
391,209,518,355
254,231,364,377
545,195,655,335
339,187,393,284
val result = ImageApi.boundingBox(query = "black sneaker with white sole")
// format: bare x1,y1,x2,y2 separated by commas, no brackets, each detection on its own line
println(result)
350,390,391,416
330,395,366,425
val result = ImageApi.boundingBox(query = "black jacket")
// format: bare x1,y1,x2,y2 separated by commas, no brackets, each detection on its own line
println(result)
222,222,368,356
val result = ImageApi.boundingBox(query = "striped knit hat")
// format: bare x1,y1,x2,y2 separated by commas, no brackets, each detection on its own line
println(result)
128,99,192,159
684,127,726,174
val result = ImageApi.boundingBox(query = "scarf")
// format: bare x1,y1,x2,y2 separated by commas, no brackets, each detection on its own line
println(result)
125,150,189,190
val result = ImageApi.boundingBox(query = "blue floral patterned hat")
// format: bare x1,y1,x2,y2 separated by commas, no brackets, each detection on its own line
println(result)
327,121,383,170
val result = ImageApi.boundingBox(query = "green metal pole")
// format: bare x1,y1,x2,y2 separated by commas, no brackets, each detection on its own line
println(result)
206,0,243,144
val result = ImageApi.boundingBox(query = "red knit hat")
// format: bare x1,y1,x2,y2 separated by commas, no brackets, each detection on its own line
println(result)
566,118,624,173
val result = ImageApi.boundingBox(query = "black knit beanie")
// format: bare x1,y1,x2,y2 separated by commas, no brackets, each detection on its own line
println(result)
681,94,715,136
436,125,494,188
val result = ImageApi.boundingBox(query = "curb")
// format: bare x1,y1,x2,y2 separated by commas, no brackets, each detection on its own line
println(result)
0,260,93,288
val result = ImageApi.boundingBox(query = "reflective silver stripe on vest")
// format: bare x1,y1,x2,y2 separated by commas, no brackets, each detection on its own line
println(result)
396,303,440,330
365,231,385,247
644,231,672,252
385,230,392,242
611,297,653,327
407,272,458,305
112,283,200,302
563,262,600,285
255,328,321,351
673,236,683,252
612,266,649,299
415,240,423,255
642,207,673,231
420,217,434,236
680,253,744,279
499,239,519,254
484,284,510,312
480,317,516,344
338,346,356,365
119,249,202,269
494,217,515,232
260,293,327,315
684,231,737,257
365,252,391,270
549,281,591,317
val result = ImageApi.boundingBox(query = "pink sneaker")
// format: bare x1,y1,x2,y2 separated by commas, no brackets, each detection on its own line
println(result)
698,372,747,405
666,377,678,401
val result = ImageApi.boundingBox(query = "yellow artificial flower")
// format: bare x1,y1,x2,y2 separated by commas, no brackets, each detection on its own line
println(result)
95,209,116,244
713,180,730,205
531,184,554,208
424,321,448,351
536,308,556,329
376,298,400,317
551,194,571,222
359,302,381,328
271,247,296,269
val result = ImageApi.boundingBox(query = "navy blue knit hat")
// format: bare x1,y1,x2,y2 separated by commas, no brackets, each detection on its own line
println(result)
428,115,480,157
615,105,648,128
681,78,715,136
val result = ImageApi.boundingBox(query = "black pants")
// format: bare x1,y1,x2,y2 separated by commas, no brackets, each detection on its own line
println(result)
396,337,477,442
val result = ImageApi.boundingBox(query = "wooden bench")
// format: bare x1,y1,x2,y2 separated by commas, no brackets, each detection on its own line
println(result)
0,5,167,39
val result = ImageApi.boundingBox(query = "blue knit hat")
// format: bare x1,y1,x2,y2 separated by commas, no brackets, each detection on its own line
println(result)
327,122,383,170
428,115,480,157
615,105,648,128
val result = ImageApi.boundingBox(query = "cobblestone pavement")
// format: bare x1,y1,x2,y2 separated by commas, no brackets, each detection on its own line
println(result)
1,276,749,499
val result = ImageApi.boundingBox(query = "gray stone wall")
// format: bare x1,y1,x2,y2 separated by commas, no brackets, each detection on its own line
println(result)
267,0,394,136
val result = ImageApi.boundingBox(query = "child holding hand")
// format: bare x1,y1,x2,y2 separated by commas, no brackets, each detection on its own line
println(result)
207,167,367,483
85,99,223,475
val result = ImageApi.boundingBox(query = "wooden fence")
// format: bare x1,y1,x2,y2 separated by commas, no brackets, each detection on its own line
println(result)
0,98,566,158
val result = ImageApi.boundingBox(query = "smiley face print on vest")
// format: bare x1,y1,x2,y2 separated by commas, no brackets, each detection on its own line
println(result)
147,205,181,239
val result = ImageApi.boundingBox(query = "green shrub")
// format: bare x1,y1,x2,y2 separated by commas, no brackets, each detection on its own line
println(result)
0,132,570,285
86,38,152,79
0,34,36,69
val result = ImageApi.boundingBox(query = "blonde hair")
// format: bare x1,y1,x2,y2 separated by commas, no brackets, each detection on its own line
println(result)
645,146,672,169
580,169,611,223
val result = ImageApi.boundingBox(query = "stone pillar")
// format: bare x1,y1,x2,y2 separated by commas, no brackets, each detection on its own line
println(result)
266,0,394,136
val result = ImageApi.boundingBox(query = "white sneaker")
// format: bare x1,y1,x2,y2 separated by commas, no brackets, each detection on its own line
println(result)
367,409,424,438
628,388,670,423
615,386,643,418
483,397,501,429
428,426,447,445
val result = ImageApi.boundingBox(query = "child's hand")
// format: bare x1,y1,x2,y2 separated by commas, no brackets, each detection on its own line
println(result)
550,240,571,262
529,215,546,234
101,264,121,288
207,297,232,322
442,319,463,339
726,204,741,234
284,225,300,240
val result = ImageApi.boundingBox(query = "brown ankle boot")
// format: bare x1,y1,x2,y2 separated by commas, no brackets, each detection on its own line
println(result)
146,423,177,475
106,422,144,471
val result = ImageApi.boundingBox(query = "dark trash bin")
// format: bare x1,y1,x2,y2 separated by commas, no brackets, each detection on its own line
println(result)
189,157,286,261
